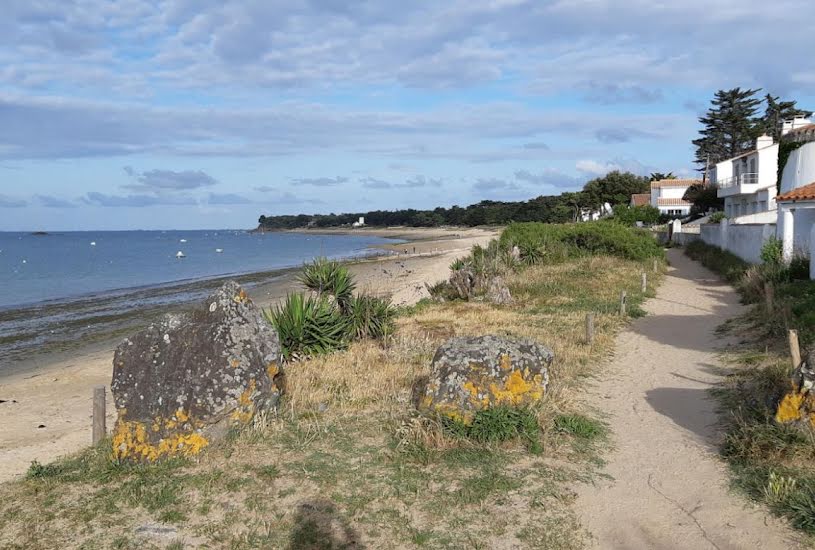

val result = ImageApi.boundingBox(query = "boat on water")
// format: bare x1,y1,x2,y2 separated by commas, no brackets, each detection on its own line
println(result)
176,251,186,259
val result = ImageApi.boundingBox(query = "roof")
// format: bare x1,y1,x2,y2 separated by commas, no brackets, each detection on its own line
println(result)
656,198,691,206
630,193,650,207
776,181,815,202
650,179,702,189
784,123,815,135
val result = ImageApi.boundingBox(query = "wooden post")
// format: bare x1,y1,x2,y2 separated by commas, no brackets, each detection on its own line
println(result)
619,290,627,316
653,258,658,273
789,330,801,370
585,313,594,345
92,385,106,445
764,283,774,314
641,272,647,293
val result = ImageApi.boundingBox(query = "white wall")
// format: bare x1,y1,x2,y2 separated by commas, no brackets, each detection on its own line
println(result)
731,210,777,224
780,142,815,195
659,187,688,199
700,220,775,264
758,144,779,187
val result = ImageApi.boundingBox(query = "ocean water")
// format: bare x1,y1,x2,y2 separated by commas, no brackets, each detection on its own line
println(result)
0,230,398,367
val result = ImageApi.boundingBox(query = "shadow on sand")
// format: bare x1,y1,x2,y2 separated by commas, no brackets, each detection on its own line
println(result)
288,499,362,550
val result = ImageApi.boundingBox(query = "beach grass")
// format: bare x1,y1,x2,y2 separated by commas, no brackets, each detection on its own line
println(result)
0,253,662,549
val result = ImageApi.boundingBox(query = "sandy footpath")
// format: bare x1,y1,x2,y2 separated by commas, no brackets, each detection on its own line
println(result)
0,227,495,483
575,248,801,549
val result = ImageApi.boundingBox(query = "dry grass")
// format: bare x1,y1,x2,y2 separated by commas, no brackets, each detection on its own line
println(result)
0,254,662,550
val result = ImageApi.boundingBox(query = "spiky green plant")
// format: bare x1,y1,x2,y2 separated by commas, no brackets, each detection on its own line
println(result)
298,257,356,307
347,295,395,340
264,293,350,360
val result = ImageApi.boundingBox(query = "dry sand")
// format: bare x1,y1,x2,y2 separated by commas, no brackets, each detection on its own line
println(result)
0,227,495,483
575,248,801,549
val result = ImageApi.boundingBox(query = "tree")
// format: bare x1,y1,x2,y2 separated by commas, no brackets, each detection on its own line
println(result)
693,88,763,170
581,171,650,209
683,182,723,214
649,172,675,182
760,94,812,141
612,204,660,226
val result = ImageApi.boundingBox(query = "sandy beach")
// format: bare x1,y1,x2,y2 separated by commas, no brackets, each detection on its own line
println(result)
0,226,495,483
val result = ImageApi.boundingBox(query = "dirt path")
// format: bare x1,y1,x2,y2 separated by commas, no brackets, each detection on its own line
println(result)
575,248,802,549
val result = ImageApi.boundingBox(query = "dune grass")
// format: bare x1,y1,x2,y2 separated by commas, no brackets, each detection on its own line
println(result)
0,253,662,549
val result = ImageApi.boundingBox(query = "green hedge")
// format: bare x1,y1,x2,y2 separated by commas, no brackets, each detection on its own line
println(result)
499,221,664,263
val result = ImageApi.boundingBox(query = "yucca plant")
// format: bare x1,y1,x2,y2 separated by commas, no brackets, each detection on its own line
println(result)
298,257,356,308
264,293,350,360
348,295,395,340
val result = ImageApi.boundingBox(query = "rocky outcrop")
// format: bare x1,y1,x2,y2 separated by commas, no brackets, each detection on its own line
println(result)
486,276,513,305
776,350,815,430
111,281,282,462
417,335,552,424
449,267,476,300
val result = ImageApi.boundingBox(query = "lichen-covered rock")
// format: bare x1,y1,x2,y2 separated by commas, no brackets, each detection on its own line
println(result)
486,276,513,305
449,267,475,300
776,350,815,430
111,281,282,462
418,335,552,424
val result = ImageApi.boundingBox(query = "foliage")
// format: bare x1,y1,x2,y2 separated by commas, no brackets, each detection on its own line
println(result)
612,204,660,226
761,94,812,141
347,295,395,340
683,182,723,214
264,293,351,360
760,237,784,266
500,221,664,264
297,257,356,308
443,406,542,453
684,241,749,284
708,212,727,224
581,171,650,209
649,172,676,182
777,141,806,193
553,414,607,440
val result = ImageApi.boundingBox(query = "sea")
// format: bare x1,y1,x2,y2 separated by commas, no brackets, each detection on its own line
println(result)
0,230,399,369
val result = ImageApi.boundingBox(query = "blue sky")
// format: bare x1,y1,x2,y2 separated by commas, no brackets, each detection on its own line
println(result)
1,0,814,230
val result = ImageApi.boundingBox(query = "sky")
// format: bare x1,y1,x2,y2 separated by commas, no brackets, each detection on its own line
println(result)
1,0,814,231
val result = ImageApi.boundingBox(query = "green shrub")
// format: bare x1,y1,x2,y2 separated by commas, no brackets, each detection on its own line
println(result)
297,257,356,308
709,211,727,224
264,293,350,360
612,204,660,226
554,414,606,440
348,295,395,339
500,221,664,264
760,237,783,266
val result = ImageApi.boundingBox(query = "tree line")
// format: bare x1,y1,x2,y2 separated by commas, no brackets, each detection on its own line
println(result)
257,171,654,229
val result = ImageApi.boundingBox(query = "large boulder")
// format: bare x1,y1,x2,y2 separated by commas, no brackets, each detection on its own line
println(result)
417,335,552,424
111,281,282,462
776,350,815,430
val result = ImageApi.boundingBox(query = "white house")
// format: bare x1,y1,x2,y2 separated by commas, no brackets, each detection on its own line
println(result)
775,118,815,264
650,179,699,217
352,216,365,228
713,135,779,223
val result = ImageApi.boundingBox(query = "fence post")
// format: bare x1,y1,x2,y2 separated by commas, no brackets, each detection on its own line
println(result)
619,290,627,316
585,313,594,345
764,283,774,314
641,272,647,293
92,385,106,445
789,330,801,370
653,258,658,273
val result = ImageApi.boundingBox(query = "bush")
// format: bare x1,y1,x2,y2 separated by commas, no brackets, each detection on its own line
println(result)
264,293,351,360
500,221,664,264
298,257,356,308
709,212,727,224
347,295,395,340
612,204,660,226
760,237,783,266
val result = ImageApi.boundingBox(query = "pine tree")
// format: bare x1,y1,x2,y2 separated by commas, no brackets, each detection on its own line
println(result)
760,94,812,141
693,88,762,169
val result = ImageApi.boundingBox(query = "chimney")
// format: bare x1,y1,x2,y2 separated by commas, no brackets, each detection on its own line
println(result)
756,134,774,149
782,117,813,136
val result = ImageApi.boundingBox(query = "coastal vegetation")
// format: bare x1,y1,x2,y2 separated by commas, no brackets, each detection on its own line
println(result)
0,222,664,549
684,240,815,535
257,171,652,230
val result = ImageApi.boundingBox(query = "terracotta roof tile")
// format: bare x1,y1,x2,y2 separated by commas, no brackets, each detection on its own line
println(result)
785,123,815,135
777,181,815,202
656,198,691,206
650,179,702,189
630,193,650,206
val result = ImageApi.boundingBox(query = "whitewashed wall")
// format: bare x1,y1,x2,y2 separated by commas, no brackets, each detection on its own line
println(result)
700,220,775,264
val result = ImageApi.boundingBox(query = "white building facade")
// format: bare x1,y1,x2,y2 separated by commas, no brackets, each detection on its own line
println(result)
714,135,778,222
650,179,698,217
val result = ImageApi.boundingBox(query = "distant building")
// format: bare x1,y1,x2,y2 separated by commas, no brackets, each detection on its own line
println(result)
630,193,650,207
649,179,698,217
352,216,365,228
713,134,779,222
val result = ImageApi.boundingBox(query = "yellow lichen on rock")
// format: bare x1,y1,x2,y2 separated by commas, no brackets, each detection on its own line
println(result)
112,409,209,462
489,369,543,406
776,391,805,424
230,379,257,424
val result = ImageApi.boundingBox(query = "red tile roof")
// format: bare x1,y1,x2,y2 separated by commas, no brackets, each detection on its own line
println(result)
630,193,650,206
656,198,691,206
785,123,815,135
776,181,815,202
650,179,702,189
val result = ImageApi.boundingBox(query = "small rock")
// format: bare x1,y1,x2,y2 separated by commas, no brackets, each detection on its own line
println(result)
135,523,178,538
